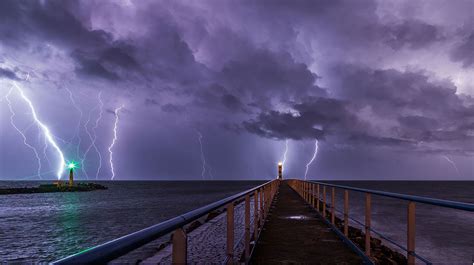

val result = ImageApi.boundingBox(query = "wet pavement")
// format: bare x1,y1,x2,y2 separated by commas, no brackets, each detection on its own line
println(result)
250,182,363,264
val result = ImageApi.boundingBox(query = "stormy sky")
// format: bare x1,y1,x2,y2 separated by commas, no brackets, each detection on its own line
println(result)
0,0,473,180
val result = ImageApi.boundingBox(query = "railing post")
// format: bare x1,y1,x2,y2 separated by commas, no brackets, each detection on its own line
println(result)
303,182,306,200
301,182,303,197
271,182,274,200
304,182,307,201
172,228,187,264
245,194,250,261
262,186,266,214
266,186,270,212
317,184,320,211
259,188,264,226
305,182,308,202
307,183,310,202
344,190,349,236
226,202,234,264
331,187,335,225
365,193,371,257
312,183,315,208
323,186,326,218
308,183,311,205
254,190,258,239
407,201,416,265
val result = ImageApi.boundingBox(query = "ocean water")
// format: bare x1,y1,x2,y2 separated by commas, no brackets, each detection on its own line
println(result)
0,181,264,263
0,181,472,264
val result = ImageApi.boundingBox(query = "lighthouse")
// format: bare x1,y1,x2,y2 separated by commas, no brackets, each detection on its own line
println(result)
278,162,283,179
67,162,76,187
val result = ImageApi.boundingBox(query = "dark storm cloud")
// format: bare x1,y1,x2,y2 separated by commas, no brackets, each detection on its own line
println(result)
347,134,415,147
397,116,439,131
450,32,474,68
0,0,111,47
217,48,326,110
337,65,474,145
383,20,443,50
0,67,20,80
231,0,443,52
0,0,200,84
145,98,159,106
161,103,186,113
0,0,140,80
100,46,140,70
221,94,243,111
71,43,142,80
244,110,325,140
331,64,462,112
243,97,361,140
186,47,325,116
72,51,119,80
242,64,474,153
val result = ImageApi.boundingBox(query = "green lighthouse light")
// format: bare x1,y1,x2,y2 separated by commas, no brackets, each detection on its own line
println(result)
67,162,76,170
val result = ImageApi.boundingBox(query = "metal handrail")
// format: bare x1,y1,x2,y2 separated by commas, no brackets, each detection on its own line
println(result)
53,180,274,264
310,181,474,212
332,207,432,264
294,179,472,265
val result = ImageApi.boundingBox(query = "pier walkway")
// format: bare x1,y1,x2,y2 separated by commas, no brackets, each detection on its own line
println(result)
53,178,474,264
251,182,362,264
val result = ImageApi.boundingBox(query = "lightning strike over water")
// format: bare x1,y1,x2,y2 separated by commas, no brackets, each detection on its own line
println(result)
11,82,65,179
65,87,83,160
304,140,319,180
281,139,289,169
5,88,42,179
42,133,52,168
196,131,207,180
207,165,215,180
442,156,461,177
81,92,104,179
91,92,104,179
80,106,94,179
108,105,124,180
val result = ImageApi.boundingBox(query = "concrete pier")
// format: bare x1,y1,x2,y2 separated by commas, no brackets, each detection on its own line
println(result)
251,182,363,264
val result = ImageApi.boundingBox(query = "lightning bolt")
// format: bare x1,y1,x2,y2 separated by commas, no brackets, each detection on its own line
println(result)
80,104,95,179
196,131,207,180
81,91,104,179
304,139,319,180
5,88,42,179
108,105,124,180
442,155,461,177
65,87,83,161
42,132,52,168
92,92,104,179
207,165,215,180
281,139,289,168
11,82,65,179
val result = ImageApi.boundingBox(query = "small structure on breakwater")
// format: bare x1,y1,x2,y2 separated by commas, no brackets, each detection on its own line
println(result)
1,162,107,195
0,182,107,195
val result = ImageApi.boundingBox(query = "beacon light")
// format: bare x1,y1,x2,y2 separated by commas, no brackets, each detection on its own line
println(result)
67,161,77,170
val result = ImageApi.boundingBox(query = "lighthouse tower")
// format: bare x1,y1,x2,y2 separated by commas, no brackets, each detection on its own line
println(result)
67,162,76,187
278,162,283,180
69,168,74,187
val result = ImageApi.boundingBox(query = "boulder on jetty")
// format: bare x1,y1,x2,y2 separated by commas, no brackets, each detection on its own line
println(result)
0,182,108,195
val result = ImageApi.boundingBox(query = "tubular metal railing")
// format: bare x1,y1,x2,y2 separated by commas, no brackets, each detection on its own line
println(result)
53,180,280,264
288,179,474,265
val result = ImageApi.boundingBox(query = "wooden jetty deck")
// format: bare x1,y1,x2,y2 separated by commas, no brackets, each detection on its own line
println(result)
251,181,362,264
